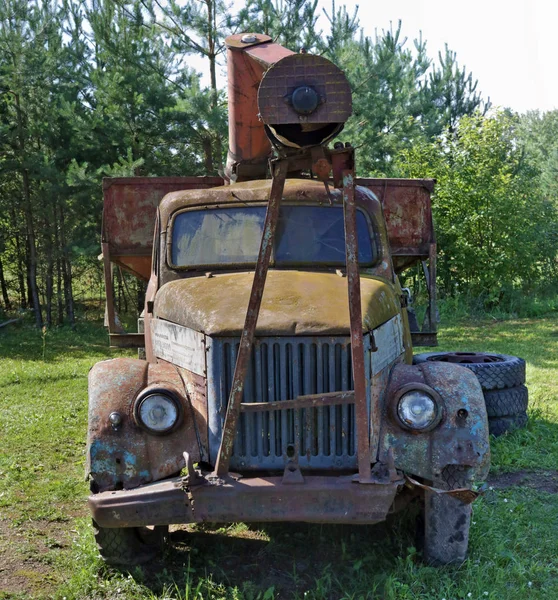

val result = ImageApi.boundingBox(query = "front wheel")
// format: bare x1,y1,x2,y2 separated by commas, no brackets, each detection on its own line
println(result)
92,520,168,566
421,492,471,565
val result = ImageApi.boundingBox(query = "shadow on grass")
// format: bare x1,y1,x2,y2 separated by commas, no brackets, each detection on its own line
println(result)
114,516,418,598
0,320,119,362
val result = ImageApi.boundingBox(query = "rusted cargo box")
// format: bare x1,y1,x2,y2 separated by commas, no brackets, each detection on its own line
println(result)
102,176,437,346
102,176,224,280
103,177,434,276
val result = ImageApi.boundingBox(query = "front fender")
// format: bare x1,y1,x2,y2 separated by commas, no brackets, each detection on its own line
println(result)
86,358,200,492
379,362,490,487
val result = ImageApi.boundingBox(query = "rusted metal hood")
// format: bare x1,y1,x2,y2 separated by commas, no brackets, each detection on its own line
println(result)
154,271,400,336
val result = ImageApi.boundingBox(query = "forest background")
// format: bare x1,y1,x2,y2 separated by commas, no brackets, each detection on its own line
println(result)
0,0,557,329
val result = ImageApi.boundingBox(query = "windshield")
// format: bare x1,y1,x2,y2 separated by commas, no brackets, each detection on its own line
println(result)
170,205,375,268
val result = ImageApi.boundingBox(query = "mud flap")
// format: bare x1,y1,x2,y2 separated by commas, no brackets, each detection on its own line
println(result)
423,490,472,565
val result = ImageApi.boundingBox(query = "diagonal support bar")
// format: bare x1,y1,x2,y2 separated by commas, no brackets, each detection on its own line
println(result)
214,159,289,477
342,168,372,482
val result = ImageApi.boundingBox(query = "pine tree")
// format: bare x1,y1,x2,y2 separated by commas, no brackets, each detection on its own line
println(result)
237,0,321,51
420,45,488,137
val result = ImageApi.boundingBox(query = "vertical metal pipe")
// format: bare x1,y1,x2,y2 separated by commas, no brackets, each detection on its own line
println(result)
225,44,270,181
101,243,119,334
429,242,437,334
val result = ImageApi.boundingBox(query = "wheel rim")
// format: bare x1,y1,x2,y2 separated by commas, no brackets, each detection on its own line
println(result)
426,352,505,364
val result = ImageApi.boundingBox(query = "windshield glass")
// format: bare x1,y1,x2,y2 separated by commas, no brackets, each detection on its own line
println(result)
170,205,375,268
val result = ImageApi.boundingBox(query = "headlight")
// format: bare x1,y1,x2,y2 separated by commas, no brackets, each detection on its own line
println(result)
134,390,180,434
395,387,441,431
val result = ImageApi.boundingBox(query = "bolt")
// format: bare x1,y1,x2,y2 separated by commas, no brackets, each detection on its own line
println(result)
109,412,122,428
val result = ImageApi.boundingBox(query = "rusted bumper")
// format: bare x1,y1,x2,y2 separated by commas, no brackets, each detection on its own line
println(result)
90,475,403,528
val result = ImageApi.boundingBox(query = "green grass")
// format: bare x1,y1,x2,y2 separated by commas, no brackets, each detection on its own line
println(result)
0,315,557,599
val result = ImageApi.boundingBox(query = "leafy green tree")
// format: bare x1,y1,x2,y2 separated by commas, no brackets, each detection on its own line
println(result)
0,0,64,327
518,110,558,203
396,111,558,305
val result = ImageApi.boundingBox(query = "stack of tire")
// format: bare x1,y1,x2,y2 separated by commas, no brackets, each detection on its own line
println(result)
413,352,528,437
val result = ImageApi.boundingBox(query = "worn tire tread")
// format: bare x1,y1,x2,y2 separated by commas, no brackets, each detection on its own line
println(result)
488,412,528,437
484,385,529,418
92,520,167,566
413,352,526,391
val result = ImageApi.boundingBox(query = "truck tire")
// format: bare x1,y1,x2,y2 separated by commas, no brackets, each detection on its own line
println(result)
484,385,529,418
92,520,168,566
488,412,528,437
413,352,526,391
421,491,472,565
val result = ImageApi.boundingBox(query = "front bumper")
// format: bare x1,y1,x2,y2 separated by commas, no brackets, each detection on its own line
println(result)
90,474,404,528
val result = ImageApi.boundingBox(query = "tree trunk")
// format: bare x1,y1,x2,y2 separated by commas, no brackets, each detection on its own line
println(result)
45,246,53,328
45,204,56,327
56,256,64,325
58,203,75,327
14,92,42,327
11,207,27,309
0,256,11,311
26,243,33,309
206,0,222,172
54,201,64,325
202,136,214,174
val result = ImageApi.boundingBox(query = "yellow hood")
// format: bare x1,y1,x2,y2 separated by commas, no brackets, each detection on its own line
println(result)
154,271,400,336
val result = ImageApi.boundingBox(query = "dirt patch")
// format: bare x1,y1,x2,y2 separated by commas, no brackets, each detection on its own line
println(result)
0,517,69,598
487,469,558,494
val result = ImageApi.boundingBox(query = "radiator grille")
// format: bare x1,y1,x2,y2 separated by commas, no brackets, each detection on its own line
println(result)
207,336,371,469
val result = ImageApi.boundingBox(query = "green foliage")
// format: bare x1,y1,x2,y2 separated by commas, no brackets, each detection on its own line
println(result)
318,15,485,176
396,112,558,306
420,44,488,138
518,110,558,204
0,0,553,319
237,0,321,50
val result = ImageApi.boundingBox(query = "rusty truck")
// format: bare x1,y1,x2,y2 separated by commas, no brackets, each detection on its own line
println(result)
86,33,504,567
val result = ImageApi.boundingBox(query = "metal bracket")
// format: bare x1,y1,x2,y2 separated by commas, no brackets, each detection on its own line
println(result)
282,460,305,484
405,475,480,505
342,164,372,482
182,452,203,486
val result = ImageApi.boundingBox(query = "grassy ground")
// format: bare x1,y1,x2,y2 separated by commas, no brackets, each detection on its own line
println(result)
0,315,557,599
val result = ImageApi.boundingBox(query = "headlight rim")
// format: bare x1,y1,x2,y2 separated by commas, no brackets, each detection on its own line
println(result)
391,383,443,433
133,386,183,435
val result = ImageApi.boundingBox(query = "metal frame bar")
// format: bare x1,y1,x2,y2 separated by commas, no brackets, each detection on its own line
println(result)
240,391,355,413
420,242,438,336
102,242,118,334
342,168,372,481
214,160,289,477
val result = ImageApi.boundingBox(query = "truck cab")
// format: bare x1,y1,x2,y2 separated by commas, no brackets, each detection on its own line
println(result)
86,34,490,567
